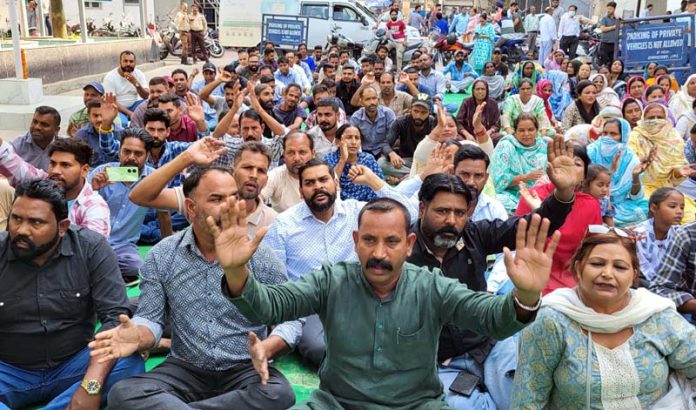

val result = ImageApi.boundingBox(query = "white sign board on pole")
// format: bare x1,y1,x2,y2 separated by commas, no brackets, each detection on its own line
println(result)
219,0,299,47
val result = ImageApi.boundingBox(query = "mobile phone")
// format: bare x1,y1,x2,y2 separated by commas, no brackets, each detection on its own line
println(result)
449,371,481,397
106,166,139,182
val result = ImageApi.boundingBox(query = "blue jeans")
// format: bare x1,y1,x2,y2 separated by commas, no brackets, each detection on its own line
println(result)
0,347,144,409
438,336,517,410
119,100,146,125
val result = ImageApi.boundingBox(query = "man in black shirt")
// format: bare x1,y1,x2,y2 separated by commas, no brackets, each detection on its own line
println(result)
379,93,436,181
406,138,579,410
0,179,144,409
335,65,361,116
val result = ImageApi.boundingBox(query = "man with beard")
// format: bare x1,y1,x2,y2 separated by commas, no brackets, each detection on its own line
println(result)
263,48,278,72
397,67,435,98
200,71,248,119
11,106,63,171
307,99,341,160
95,165,299,410
418,53,446,101
441,50,478,93
262,131,316,212
252,83,288,140
103,50,149,123
335,65,361,116
452,145,507,222
89,127,155,283
380,93,436,180
157,93,208,143
129,77,169,129
0,137,110,237
379,72,413,116
0,179,143,410
261,159,419,367
237,53,261,80
407,138,579,410
375,45,394,73
349,86,396,158
272,84,306,130
305,84,346,128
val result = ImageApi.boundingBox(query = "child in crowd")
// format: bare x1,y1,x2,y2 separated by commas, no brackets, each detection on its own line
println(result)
633,188,684,284
583,164,614,226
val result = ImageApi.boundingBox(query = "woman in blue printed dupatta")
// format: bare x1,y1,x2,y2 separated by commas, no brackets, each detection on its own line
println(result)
586,118,649,227
545,69,573,123
470,13,496,73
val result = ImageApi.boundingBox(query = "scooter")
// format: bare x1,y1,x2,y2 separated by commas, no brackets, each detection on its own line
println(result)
325,24,363,60
495,32,527,69
433,33,471,67
577,26,601,66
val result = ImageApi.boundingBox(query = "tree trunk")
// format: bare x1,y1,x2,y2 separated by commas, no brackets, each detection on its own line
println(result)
50,0,67,38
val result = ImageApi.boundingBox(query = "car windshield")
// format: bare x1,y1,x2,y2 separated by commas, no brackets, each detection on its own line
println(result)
355,1,377,20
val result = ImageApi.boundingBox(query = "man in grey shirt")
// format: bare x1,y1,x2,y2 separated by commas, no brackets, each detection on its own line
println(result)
551,0,565,28
409,4,425,33
12,106,63,171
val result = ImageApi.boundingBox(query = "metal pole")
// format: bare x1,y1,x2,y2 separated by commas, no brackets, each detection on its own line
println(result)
139,0,147,38
9,0,24,79
78,0,88,43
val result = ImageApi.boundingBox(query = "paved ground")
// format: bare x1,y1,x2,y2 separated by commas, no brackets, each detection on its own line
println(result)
0,49,237,141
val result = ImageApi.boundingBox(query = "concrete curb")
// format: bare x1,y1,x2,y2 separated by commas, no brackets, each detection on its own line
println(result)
43,61,166,95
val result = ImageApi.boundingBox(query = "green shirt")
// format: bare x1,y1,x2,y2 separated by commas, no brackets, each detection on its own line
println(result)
69,107,122,131
225,261,530,409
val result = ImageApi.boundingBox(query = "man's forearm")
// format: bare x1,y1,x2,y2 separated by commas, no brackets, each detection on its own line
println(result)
200,79,222,104
678,299,696,315
83,355,116,384
136,85,149,99
263,335,290,359
224,265,251,297
213,102,240,138
129,150,193,203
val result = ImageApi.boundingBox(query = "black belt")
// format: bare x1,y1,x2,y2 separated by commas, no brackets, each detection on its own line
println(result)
191,29,203,33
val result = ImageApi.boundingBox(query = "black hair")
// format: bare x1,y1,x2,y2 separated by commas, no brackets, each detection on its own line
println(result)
233,141,272,169
283,130,315,151
312,84,328,96
171,68,188,79
358,85,378,98
149,76,167,87
157,93,182,107
48,138,93,166
583,164,610,187
86,99,101,113
690,123,696,134
336,123,361,141
298,158,334,187
119,50,135,60
35,106,61,127
518,78,534,89
418,173,474,207
223,63,236,73
453,144,490,169
339,49,350,57
182,166,233,198
342,64,355,72
278,56,289,65
120,127,154,152
285,83,303,94
239,109,263,125
514,112,539,131
357,197,411,233
14,179,67,221
316,98,339,113
648,187,684,218
654,65,669,76
380,72,395,82
361,55,376,65
645,85,664,98
264,48,276,56
143,108,171,128
321,63,336,72
607,2,617,7
259,75,275,84
320,78,337,89
574,145,591,178
575,79,596,98
223,81,238,91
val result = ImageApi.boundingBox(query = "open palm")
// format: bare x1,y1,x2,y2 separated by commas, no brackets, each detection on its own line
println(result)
248,331,269,384
546,137,577,191
187,137,228,166
207,197,266,271
504,214,561,294
88,315,141,363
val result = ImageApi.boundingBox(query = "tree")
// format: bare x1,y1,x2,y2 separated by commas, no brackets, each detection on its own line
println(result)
50,0,67,38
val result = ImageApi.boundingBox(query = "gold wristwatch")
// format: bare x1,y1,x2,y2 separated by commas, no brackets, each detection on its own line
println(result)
80,379,102,395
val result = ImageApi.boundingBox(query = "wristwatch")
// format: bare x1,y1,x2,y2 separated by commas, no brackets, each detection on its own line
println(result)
80,379,102,395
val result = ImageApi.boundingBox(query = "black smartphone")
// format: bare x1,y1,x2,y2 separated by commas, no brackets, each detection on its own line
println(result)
449,371,481,397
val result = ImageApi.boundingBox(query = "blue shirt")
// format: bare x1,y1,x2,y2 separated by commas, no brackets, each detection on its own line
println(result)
434,19,448,35
441,61,479,82
75,124,121,167
88,163,154,251
132,227,301,370
274,69,303,87
419,70,448,100
191,79,224,96
450,13,469,34
323,151,385,201
349,106,396,156
262,184,420,281
303,56,316,72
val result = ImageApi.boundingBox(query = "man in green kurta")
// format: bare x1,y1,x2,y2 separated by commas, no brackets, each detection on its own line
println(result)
212,175,565,409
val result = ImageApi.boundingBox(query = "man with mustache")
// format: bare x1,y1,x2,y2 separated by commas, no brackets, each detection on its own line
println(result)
102,50,149,123
378,72,413,117
0,137,110,237
237,53,261,81
93,164,299,410
260,159,419,367
307,99,341,161
74,99,121,167
199,71,249,119
88,127,155,283
262,131,316,212
128,76,169,129
335,65,361,116
11,106,63,171
452,145,507,222
380,93,435,181
407,138,579,410
272,84,306,130
0,179,143,410
349,86,396,158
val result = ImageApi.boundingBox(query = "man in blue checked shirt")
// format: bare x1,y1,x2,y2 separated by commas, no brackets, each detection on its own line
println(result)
261,158,430,367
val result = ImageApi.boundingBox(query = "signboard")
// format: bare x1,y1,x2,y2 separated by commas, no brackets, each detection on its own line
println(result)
620,23,689,66
262,15,308,49
219,0,299,47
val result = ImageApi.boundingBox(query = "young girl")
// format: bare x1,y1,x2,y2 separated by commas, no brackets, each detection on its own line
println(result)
583,164,614,226
632,188,685,284
657,75,674,102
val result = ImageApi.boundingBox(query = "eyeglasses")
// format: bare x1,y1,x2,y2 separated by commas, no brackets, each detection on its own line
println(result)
587,225,632,239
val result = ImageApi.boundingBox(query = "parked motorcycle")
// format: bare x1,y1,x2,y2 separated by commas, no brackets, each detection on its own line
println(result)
433,33,471,67
325,24,363,60
165,20,224,60
495,33,527,69
577,25,600,67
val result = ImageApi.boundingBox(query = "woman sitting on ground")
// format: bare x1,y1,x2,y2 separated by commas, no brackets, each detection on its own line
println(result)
456,79,500,143
501,78,553,137
562,80,600,129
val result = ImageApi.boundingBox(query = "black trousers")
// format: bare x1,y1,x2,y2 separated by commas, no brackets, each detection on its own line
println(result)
107,357,295,410
559,35,579,59
190,30,208,62
598,42,615,67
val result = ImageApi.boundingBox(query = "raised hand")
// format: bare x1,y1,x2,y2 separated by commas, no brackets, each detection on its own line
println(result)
185,93,205,123
610,148,623,173
100,93,119,128
339,141,349,162
546,137,577,198
248,331,269,385
362,71,376,85
247,81,262,112
190,67,200,78
633,155,650,177
420,143,453,179
186,137,228,166
472,101,486,130
124,72,139,86
348,164,378,186
398,71,411,85
88,315,141,363
503,214,561,299
206,196,267,271
429,100,446,142
518,182,541,210
218,67,233,83
91,170,112,191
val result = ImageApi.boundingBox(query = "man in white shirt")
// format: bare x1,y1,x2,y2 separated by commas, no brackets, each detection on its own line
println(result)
557,5,591,59
284,50,312,95
262,131,316,212
539,7,558,67
103,51,149,124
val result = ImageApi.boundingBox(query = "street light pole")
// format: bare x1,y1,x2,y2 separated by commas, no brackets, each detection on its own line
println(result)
8,0,23,79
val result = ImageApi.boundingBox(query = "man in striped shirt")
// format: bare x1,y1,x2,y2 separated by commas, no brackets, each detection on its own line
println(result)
0,137,110,237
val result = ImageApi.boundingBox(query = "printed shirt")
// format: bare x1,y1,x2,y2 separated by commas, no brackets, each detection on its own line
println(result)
650,223,696,307
0,141,111,237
